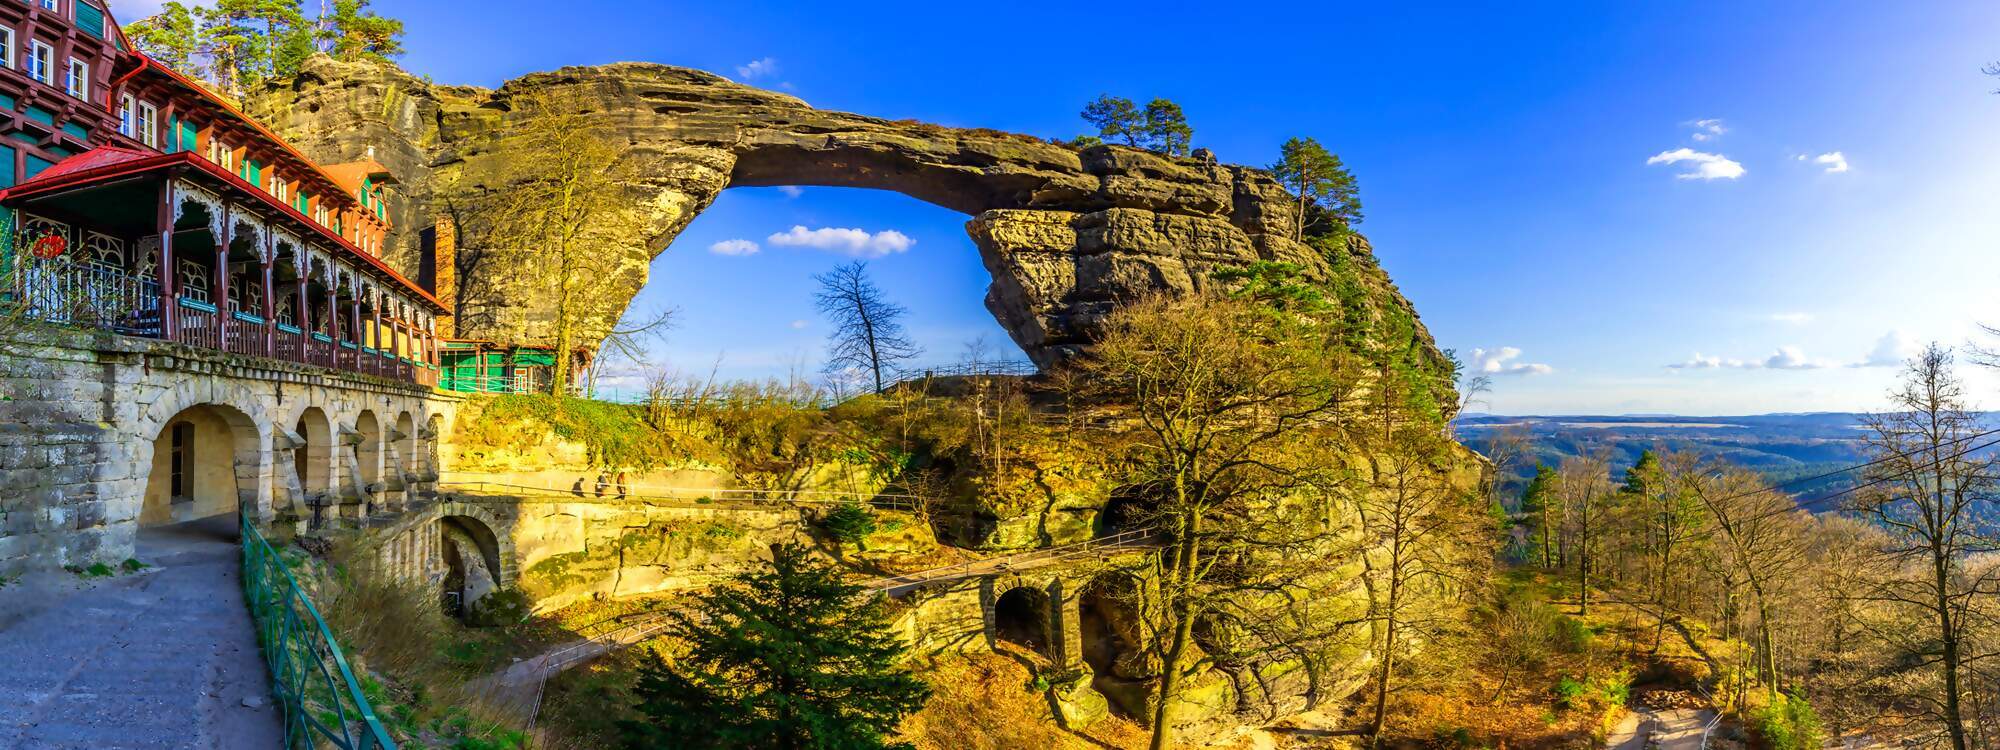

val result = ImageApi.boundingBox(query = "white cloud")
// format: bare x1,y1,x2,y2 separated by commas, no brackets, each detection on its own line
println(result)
1668,346,1832,370
1853,330,1920,368
1687,118,1727,142
766,226,916,258
735,57,779,80
1647,148,1746,181
1770,312,1813,325
789,320,809,330
1468,347,1554,376
777,185,805,198
708,239,760,256
1813,151,1850,174
1762,346,1832,370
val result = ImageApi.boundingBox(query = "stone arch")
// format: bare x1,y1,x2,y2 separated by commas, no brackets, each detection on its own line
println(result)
992,585,1055,660
353,409,383,487
395,410,418,479
435,501,515,589
437,511,507,618
293,406,333,500
138,402,262,528
128,383,273,524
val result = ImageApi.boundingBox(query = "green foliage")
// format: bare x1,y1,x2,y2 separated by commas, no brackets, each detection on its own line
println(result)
1079,94,1195,155
1271,137,1362,239
1749,691,1826,750
482,394,673,471
821,503,878,551
1553,669,1631,710
120,558,149,573
1552,615,1594,654
622,543,930,749
127,0,404,94
1212,261,1331,314
69,562,115,578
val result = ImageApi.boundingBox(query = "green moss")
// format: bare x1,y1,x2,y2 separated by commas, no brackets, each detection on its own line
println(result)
478,394,678,471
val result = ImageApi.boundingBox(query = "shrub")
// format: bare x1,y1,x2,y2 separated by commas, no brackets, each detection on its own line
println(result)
1749,691,1825,750
821,503,877,550
1554,615,1593,654
467,589,533,628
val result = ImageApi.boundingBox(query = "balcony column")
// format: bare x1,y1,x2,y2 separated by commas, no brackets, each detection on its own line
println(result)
213,204,231,344
370,292,384,372
294,258,308,356
347,278,363,371
156,179,177,339
261,230,276,353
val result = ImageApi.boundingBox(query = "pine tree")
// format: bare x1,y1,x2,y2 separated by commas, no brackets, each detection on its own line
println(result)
1140,98,1193,156
1079,95,1194,155
1519,463,1557,567
326,0,405,62
622,542,930,750
126,3,208,77
1270,136,1361,241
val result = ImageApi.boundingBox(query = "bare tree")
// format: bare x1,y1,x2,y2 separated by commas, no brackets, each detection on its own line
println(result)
1851,344,2000,750
814,261,918,394
1057,293,1365,750
451,89,648,395
1557,449,1614,615
1688,464,1810,699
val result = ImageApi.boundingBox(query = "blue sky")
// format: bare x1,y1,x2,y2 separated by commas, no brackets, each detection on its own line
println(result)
113,1,2000,414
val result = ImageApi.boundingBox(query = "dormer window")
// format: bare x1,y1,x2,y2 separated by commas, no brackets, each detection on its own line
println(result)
28,41,52,85
65,58,88,100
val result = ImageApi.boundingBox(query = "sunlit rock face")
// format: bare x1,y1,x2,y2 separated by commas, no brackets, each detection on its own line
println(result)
249,57,1433,368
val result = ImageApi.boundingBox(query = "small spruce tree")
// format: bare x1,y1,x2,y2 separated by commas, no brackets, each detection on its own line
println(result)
622,542,930,750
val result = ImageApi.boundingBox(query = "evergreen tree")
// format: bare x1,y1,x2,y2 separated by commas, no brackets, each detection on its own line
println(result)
326,0,405,63
126,3,207,77
1080,94,1145,147
1621,449,1661,496
622,542,929,750
1140,98,1193,156
1079,95,1194,155
1270,136,1362,241
1519,463,1557,567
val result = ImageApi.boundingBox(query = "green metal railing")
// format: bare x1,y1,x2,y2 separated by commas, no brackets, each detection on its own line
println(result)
240,514,399,749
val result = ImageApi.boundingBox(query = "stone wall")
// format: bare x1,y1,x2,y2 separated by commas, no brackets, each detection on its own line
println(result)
0,324,456,577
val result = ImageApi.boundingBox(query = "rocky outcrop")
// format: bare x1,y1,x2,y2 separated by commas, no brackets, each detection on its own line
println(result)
247,57,1444,369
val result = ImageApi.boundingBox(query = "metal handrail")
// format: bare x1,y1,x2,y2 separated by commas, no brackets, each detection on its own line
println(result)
240,514,399,749
860,527,1162,591
440,480,925,512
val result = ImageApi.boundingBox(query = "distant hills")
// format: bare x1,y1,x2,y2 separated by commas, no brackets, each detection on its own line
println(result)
1453,413,1877,502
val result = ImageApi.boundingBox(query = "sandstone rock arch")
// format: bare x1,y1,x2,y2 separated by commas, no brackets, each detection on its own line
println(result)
251,58,1383,369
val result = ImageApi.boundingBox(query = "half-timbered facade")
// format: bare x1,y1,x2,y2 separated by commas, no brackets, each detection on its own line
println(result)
0,2,444,385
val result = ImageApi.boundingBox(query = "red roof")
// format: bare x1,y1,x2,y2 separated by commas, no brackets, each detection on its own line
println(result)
0,148,446,312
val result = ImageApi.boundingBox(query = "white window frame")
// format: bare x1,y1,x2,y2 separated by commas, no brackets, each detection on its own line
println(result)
28,41,52,85
65,58,87,99
137,101,157,148
0,28,15,70
273,177,288,203
39,0,56,11
118,93,133,136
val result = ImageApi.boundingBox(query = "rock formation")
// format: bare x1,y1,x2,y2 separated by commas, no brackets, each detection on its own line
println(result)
247,57,1446,370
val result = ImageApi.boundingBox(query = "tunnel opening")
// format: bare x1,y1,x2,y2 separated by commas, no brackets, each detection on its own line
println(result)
439,515,503,619
993,586,1053,660
1097,483,1164,538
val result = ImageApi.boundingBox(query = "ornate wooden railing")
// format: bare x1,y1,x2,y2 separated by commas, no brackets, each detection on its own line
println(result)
239,514,399,750
8,255,440,387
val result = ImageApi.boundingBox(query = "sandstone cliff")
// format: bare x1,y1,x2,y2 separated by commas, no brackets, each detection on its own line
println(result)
246,56,1448,377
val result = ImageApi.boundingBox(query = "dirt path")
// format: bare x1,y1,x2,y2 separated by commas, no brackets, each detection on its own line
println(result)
1607,707,1716,750
0,516,283,749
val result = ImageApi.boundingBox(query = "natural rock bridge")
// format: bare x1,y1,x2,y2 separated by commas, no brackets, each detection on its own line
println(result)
249,57,1423,368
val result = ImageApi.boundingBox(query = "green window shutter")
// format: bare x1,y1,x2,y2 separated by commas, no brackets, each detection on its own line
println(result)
0,146,15,189
75,3,105,38
180,122,198,153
